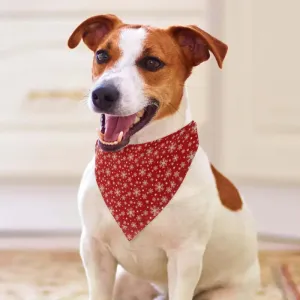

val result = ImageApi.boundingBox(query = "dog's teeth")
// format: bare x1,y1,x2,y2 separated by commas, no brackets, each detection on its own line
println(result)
134,116,140,124
137,110,144,118
117,131,123,143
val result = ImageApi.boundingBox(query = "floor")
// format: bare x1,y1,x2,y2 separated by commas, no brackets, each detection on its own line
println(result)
0,251,299,299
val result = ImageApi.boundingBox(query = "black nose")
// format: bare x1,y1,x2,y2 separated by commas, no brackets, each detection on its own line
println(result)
91,85,120,111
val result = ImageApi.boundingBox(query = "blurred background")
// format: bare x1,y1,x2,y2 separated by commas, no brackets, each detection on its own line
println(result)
1,0,300,298
0,0,299,250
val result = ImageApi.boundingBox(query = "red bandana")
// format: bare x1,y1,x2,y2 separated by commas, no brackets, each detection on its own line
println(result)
95,121,199,241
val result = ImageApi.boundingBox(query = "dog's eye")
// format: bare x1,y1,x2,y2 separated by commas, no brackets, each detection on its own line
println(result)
95,50,110,64
138,56,165,72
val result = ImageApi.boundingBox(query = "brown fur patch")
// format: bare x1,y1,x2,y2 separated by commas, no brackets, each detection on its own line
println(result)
91,30,122,80
139,28,191,121
211,164,243,211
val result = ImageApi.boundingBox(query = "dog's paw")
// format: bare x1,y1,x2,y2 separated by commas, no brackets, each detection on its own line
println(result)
114,271,159,300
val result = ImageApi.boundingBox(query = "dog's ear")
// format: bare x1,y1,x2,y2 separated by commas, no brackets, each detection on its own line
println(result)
167,25,228,68
68,14,123,51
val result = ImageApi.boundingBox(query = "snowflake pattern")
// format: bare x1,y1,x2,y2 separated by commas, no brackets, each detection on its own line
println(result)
95,121,199,241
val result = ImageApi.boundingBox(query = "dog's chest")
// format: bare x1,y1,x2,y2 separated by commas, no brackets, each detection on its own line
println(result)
79,147,217,280
84,174,213,281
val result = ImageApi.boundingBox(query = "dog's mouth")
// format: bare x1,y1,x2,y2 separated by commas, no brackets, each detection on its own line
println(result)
97,100,159,152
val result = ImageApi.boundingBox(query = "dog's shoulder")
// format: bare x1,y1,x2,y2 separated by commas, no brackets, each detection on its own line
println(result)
210,164,243,211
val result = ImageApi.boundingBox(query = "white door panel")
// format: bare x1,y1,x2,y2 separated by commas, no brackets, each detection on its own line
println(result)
221,0,300,183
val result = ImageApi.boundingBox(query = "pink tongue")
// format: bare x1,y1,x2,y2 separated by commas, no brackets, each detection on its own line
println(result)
104,114,136,142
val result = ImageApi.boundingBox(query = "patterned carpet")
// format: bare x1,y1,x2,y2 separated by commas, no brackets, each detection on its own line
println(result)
0,251,299,299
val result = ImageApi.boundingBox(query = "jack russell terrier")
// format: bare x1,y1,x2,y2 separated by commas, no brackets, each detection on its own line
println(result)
67,14,260,300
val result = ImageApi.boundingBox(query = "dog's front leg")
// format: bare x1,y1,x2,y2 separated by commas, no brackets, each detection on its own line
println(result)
167,246,204,300
80,233,117,300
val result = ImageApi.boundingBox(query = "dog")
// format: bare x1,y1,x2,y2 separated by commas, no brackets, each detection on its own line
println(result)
67,14,260,300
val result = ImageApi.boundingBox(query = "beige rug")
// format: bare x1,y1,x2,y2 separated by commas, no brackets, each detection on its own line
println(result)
0,251,299,299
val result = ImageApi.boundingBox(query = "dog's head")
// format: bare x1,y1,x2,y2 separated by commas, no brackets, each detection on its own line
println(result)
68,14,228,151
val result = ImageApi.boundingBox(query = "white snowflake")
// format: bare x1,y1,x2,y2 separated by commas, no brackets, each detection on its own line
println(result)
170,181,176,188
127,234,132,240
148,188,154,194
146,148,153,155
153,166,158,171
137,201,143,207
151,207,160,216
105,169,111,175
160,159,167,167
123,183,128,189
115,189,121,196
127,209,135,217
121,195,126,201
142,194,147,199
161,196,168,203
137,215,142,221
121,211,125,216
149,159,154,164
155,182,164,192
128,154,134,161
178,144,183,150
168,143,176,152
133,188,141,197
117,201,122,207
153,150,159,157
174,171,180,178
122,224,128,230
131,222,137,228
180,162,186,168
144,210,148,216
142,180,148,186
121,171,127,178
173,155,179,162
112,153,117,160
166,187,172,193
147,172,153,178
129,165,134,170
166,169,172,177
139,168,146,176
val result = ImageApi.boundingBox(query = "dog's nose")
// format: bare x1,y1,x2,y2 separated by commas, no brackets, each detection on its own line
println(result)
91,85,120,111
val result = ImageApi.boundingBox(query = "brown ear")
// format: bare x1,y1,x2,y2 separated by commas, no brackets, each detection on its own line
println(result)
67,14,123,51
167,25,228,68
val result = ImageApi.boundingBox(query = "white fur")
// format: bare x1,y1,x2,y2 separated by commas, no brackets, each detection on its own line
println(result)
88,28,148,116
80,29,260,300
